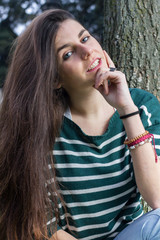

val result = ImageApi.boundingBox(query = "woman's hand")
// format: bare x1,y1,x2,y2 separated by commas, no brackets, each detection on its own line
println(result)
94,51,160,209
94,50,136,115
51,230,78,240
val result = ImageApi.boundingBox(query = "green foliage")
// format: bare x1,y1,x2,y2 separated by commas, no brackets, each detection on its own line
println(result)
141,198,152,213
0,0,41,87
0,25,16,87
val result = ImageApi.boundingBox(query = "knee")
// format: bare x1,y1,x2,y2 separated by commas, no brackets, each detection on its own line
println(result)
142,209,160,239
150,208,160,217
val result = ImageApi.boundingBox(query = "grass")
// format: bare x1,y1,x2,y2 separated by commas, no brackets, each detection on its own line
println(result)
141,198,152,213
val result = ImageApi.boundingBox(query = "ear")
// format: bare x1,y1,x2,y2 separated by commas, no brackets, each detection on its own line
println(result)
55,82,62,89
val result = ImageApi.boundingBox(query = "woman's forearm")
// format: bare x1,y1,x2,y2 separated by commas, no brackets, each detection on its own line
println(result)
121,106,160,209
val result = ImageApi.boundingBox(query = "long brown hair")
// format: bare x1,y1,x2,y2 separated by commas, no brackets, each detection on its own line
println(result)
0,9,74,240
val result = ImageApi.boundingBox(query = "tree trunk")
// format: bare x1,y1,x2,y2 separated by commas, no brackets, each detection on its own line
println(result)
103,0,160,100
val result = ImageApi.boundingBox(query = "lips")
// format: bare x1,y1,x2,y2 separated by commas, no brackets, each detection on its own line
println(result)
87,58,101,72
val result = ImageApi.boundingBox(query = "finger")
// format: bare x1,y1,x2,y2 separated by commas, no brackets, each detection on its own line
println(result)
95,69,108,88
95,70,124,89
103,50,115,68
103,78,109,95
95,78,109,96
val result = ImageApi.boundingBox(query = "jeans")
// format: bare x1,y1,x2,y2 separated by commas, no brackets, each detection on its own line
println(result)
114,208,160,240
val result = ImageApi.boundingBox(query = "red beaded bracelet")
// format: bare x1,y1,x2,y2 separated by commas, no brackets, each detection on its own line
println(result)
128,134,153,148
124,132,158,163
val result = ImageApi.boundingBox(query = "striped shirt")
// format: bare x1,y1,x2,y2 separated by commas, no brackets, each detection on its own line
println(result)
48,88,160,240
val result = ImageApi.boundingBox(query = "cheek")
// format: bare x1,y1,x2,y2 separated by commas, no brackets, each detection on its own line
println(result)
91,38,103,52
95,41,103,51
58,64,75,84
62,64,74,76
60,59,83,77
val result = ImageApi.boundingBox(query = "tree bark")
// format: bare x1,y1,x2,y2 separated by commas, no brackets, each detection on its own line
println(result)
103,0,160,99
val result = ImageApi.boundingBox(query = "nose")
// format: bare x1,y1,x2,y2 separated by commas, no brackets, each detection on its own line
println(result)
79,45,93,60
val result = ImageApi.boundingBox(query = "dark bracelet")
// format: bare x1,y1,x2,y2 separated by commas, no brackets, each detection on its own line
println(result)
120,110,140,119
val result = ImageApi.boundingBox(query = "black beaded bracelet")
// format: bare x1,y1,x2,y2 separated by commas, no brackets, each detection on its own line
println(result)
120,110,140,119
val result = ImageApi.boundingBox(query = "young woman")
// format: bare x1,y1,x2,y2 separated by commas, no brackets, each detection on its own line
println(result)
0,9,160,240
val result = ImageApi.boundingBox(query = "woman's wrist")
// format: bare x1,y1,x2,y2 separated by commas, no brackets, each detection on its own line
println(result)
117,104,138,117
120,110,140,119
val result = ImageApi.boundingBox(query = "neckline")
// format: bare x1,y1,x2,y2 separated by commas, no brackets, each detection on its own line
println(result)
63,109,119,139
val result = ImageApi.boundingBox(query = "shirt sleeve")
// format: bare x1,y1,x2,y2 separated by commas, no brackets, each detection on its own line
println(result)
130,88,160,157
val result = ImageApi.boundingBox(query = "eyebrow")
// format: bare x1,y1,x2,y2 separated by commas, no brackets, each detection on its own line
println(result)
57,29,87,54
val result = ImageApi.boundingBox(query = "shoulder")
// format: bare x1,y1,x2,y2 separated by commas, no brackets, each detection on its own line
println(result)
130,88,160,128
130,88,160,109
130,88,158,103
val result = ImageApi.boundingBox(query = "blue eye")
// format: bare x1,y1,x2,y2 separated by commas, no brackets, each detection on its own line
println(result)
63,51,73,60
82,36,89,43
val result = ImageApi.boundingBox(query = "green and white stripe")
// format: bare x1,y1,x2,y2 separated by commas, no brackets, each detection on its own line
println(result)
48,89,160,240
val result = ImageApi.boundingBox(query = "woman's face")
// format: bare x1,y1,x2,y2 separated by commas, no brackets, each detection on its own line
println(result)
55,19,108,94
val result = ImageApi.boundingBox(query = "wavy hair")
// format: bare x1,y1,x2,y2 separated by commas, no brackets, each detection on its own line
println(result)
0,9,74,240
